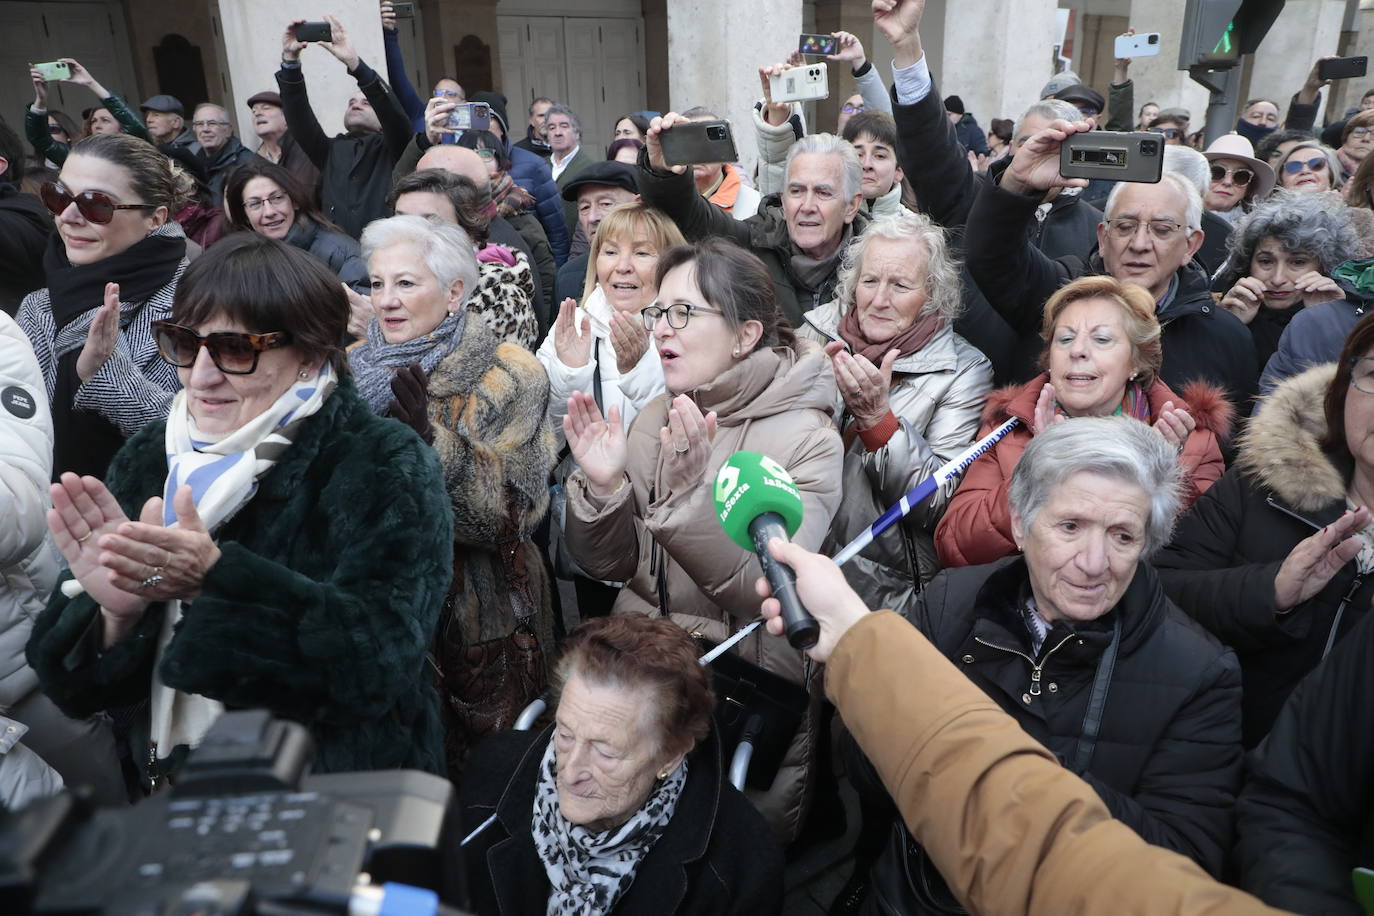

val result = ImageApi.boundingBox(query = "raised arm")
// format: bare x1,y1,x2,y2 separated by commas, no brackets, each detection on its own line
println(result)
277,20,330,169
380,1,425,125
640,114,753,247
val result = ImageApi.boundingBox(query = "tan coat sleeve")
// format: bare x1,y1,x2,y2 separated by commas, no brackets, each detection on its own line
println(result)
826,613,1295,916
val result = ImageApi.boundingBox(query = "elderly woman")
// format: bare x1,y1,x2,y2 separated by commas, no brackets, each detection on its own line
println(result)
223,159,367,293
26,232,453,789
350,215,555,783
563,239,843,842
1216,191,1357,368
1202,134,1275,225
1277,141,1343,193
1337,109,1374,181
849,418,1243,913
1156,311,1374,748
799,211,991,610
935,276,1229,569
461,614,783,915
17,133,193,480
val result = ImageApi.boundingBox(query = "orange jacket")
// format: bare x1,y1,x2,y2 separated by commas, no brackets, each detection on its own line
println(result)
934,374,1231,568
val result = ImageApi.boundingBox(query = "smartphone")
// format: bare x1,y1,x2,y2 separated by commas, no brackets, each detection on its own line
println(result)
293,21,333,43
391,1,416,17
1114,32,1161,58
1319,56,1368,81
33,61,71,81
798,33,838,56
661,120,738,167
769,62,830,104
445,101,491,133
1060,131,1164,184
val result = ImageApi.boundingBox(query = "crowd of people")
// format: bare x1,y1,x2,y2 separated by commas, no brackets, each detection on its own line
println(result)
2,0,1374,912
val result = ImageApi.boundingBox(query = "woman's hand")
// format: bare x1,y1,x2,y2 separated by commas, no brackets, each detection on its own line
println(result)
48,473,147,618
553,298,591,368
1031,382,1065,436
343,284,373,338
756,538,869,663
645,112,691,174
61,59,108,98
565,392,628,498
77,283,120,383
1219,277,1266,325
1273,506,1372,611
826,340,896,429
757,64,793,127
658,394,718,494
1294,271,1344,306
609,309,649,373
1152,399,1195,450
101,484,222,603
389,361,434,445
423,94,457,145
828,30,868,69
28,65,49,109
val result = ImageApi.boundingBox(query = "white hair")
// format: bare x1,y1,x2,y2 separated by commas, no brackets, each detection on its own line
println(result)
1163,146,1210,197
833,210,963,321
1014,100,1081,143
360,215,480,305
1104,171,1203,232
785,133,863,201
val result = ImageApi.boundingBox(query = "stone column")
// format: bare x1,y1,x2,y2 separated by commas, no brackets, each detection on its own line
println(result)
1245,0,1347,125
665,0,803,177
929,0,1059,126
212,0,387,137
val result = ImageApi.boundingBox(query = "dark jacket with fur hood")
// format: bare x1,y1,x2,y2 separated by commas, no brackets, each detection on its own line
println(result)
1155,363,1374,747
26,380,453,783
935,374,1231,568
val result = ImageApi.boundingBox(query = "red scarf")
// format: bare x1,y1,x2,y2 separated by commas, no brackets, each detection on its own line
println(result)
837,307,945,365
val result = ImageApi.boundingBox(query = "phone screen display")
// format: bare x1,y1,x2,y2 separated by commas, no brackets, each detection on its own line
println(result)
1070,147,1128,168
799,33,837,56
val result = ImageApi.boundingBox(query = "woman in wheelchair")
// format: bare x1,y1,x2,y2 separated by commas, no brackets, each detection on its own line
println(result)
846,417,1244,913
459,615,783,915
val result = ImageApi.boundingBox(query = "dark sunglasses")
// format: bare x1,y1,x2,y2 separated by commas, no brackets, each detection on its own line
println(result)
1210,164,1254,186
1150,127,1184,140
40,181,156,224
1283,156,1328,175
47,123,67,136
152,321,292,375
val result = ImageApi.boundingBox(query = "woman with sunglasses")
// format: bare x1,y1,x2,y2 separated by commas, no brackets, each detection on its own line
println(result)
1217,192,1357,369
562,239,843,842
16,133,194,480
27,231,453,792
1277,142,1343,193
349,215,555,784
222,159,367,294
25,59,151,168
1202,135,1275,226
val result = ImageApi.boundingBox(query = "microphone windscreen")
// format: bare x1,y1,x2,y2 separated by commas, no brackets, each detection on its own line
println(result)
713,451,804,551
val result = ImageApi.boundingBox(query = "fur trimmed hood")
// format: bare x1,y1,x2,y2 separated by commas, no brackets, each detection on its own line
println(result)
981,374,1233,441
1236,363,1344,512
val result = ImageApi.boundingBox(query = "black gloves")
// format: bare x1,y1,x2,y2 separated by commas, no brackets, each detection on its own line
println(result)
389,361,434,445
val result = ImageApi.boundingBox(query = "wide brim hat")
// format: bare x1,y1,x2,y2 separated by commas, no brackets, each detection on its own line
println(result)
1204,133,1275,200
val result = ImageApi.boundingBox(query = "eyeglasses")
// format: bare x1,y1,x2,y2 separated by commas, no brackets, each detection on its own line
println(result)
1075,106,1101,118
1103,217,1188,241
1350,127,1373,139
473,148,497,161
1282,156,1328,175
152,321,292,374
47,123,67,136
640,302,726,330
1210,164,1254,186
191,119,229,129
1149,127,1184,140
244,191,289,212
1351,356,1374,395
40,181,156,224
841,103,864,115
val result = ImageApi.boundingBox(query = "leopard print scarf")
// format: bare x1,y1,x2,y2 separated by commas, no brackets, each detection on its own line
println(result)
531,739,687,915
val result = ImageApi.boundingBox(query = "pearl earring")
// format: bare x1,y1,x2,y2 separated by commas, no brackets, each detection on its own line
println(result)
298,370,310,379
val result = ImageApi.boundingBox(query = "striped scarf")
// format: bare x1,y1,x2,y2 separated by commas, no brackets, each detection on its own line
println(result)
149,362,338,760
492,171,536,220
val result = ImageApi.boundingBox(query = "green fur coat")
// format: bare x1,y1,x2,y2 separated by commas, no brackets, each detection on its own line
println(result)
26,379,454,783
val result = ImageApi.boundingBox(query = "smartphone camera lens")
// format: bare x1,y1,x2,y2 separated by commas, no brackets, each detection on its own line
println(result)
1140,139,1159,156
707,126,725,140
1148,34,1159,44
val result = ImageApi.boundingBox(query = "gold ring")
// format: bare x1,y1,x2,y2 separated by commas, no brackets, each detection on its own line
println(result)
76,531,93,544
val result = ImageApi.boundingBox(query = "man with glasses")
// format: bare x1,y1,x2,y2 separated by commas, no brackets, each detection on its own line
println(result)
963,117,1257,412
189,103,254,200
1147,114,1189,146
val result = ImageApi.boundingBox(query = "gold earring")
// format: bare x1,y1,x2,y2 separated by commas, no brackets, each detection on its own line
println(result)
298,370,310,379
657,768,669,780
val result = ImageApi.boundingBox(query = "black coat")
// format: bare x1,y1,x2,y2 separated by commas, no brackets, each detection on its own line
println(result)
460,726,782,916
858,557,1243,877
964,176,1259,412
1155,364,1374,747
0,184,50,317
1235,608,1374,914
284,216,368,293
277,60,412,240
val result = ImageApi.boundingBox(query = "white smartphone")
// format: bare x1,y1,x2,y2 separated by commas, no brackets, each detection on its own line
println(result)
1115,32,1161,58
769,62,829,104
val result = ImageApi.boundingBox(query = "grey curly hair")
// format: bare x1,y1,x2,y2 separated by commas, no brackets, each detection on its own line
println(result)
832,210,963,322
1215,189,1360,289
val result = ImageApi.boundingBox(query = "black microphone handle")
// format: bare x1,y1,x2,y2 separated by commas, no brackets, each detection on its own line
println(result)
748,512,820,650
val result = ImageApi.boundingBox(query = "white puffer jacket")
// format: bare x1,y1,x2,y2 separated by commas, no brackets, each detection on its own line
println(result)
0,311,59,710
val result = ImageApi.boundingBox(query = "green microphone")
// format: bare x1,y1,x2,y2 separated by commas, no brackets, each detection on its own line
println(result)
714,451,818,649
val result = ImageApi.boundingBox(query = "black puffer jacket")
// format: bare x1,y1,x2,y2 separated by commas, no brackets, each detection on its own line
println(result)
284,216,368,293
1155,363,1374,747
851,556,1243,887
1235,608,1374,915
0,184,50,317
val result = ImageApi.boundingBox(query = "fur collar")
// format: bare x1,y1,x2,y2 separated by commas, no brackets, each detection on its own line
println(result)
1236,363,1345,512
982,373,1233,440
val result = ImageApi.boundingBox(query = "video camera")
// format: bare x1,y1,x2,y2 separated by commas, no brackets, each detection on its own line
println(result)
1,710,471,915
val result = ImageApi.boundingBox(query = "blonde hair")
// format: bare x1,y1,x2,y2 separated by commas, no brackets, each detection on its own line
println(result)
581,202,687,305
1039,275,1162,387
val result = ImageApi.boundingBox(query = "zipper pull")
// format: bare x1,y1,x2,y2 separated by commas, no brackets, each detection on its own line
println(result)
147,741,162,792
1029,667,1042,697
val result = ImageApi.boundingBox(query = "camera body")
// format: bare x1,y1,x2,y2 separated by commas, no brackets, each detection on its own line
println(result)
293,21,332,43
769,63,829,104
1114,32,1161,58
1319,56,1368,81
445,101,491,133
1060,131,1164,184
33,61,71,81
2,711,465,916
660,119,738,167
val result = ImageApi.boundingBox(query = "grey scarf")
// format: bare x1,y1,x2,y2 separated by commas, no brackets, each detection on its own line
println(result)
348,309,467,414
789,223,854,293
531,738,687,916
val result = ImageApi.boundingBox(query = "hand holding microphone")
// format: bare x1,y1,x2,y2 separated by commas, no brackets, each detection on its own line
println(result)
754,539,870,663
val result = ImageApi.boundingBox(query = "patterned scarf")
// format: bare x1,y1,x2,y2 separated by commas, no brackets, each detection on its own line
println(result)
348,309,467,415
531,739,687,916
1055,381,1151,423
492,172,536,220
150,361,338,759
